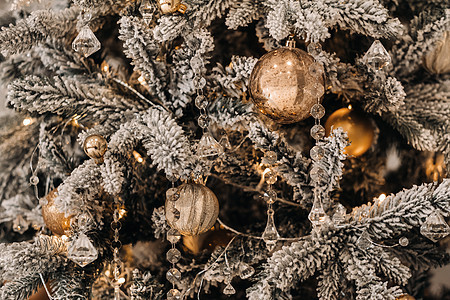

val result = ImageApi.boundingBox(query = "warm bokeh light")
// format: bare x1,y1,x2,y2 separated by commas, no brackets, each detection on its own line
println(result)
23,118,32,126
378,193,386,202
133,150,144,163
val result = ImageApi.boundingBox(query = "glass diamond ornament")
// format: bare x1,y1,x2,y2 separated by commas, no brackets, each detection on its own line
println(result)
12,215,29,234
196,132,223,160
420,210,450,242
167,288,182,300
238,262,255,280
262,209,280,251
72,26,101,58
67,233,98,267
308,193,326,227
362,40,391,72
332,203,347,224
139,0,157,25
356,230,372,250
223,283,236,295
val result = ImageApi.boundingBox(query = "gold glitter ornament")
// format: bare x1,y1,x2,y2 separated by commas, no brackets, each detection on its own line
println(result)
396,295,415,300
165,183,219,236
42,188,73,236
159,0,187,14
324,108,375,157
83,134,107,164
249,47,325,124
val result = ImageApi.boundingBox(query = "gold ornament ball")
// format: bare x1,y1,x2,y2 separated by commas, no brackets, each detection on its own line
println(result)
249,47,325,124
183,224,233,255
165,183,219,236
42,188,73,236
83,134,107,164
324,108,375,157
159,0,187,14
396,294,415,300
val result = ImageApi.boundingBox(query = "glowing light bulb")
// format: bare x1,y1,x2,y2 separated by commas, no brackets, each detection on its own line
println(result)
105,270,111,277
117,277,125,284
348,104,352,110
133,151,144,163
23,118,32,126
61,235,69,242
138,75,146,85
378,193,386,202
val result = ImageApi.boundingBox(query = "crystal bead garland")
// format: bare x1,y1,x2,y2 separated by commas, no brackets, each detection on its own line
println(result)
166,227,182,299
72,10,101,58
261,150,280,251
111,197,124,300
306,45,328,232
191,53,223,165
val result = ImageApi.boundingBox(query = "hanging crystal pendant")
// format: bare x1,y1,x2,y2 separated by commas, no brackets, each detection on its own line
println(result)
356,230,372,250
332,203,347,224
12,215,29,234
196,132,223,160
67,233,98,267
308,192,326,227
223,283,236,295
72,26,101,57
420,210,450,242
262,209,280,251
238,262,255,280
167,288,182,300
362,40,391,72
139,0,157,25
167,228,181,244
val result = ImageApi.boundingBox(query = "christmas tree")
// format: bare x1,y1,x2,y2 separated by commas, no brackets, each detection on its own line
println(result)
0,0,449,299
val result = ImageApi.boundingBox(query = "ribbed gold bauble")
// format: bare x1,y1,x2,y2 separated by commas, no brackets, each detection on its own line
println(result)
396,294,415,300
324,108,375,157
41,188,73,236
249,47,325,124
165,183,219,236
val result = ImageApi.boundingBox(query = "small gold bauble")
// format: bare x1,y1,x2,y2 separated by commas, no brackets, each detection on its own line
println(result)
165,183,219,236
159,0,187,14
249,47,325,124
42,188,73,236
324,108,375,157
182,224,233,255
396,294,415,300
83,134,107,164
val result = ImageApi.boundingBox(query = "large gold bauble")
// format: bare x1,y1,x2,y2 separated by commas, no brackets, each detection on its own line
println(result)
249,47,325,124
42,188,73,236
324,108,375,157
165,183,219,236
396,294,415,300
83,134,107,164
